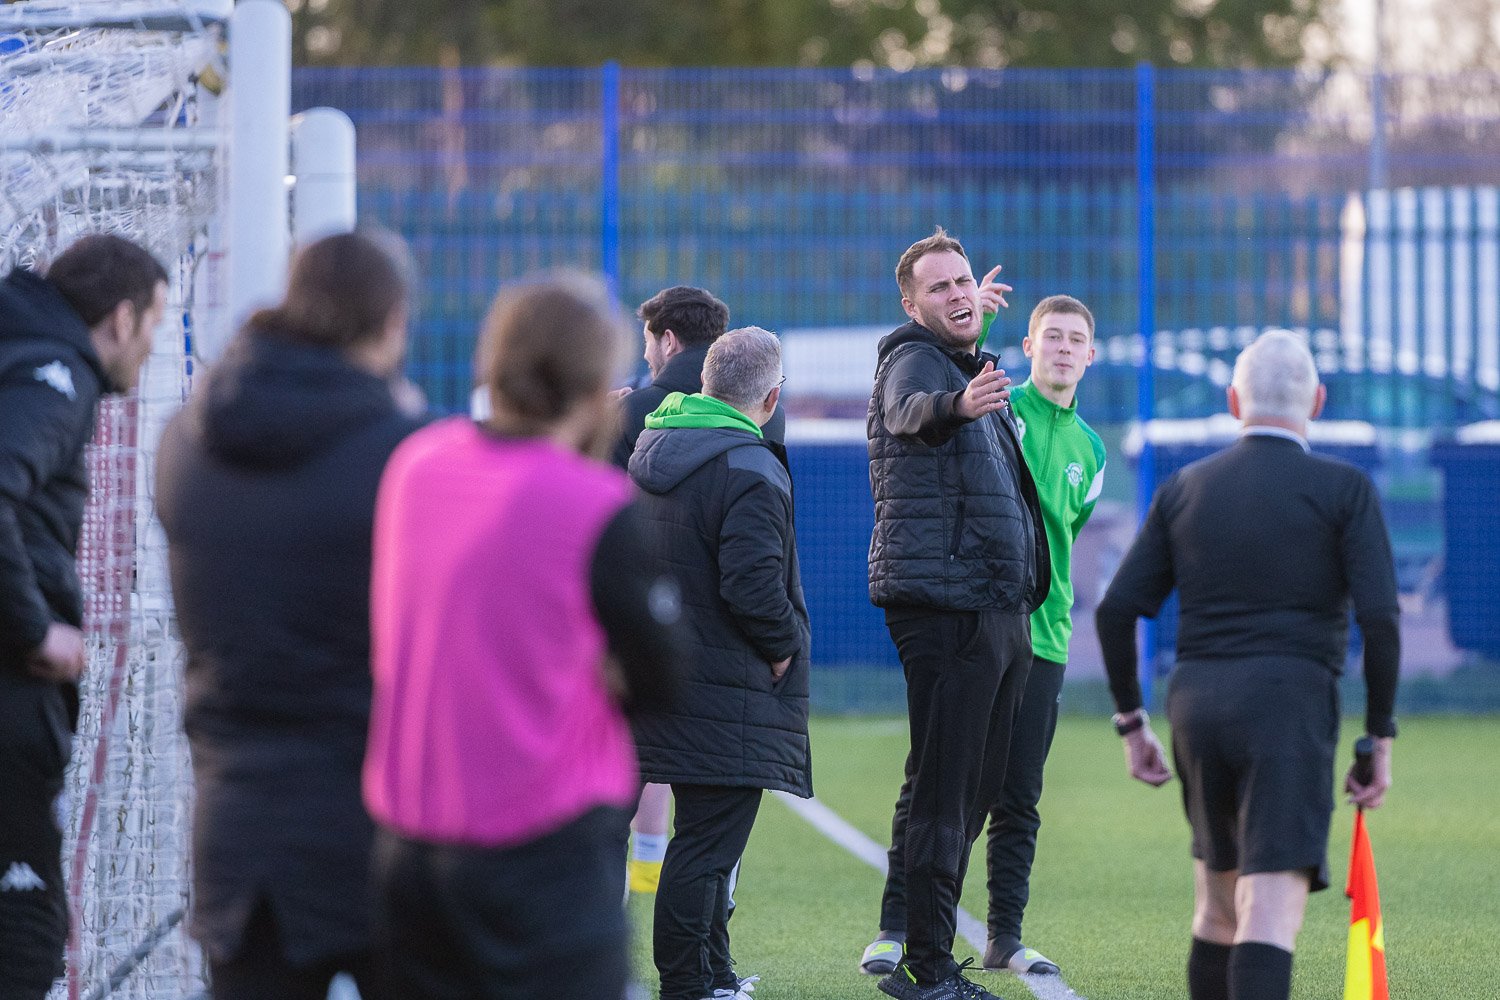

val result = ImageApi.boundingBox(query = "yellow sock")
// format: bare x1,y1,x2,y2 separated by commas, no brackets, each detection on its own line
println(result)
628,858,662,893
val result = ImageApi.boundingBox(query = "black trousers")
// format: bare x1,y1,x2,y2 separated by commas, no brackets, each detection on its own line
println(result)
208,899,384,1000
0,676,72,1000
371,807,630,1000
877,655,1064,953
883,609,1032,985
654,784,762,1000
983,655,1064,949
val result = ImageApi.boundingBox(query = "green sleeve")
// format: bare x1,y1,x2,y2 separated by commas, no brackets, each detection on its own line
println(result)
977,310,995,352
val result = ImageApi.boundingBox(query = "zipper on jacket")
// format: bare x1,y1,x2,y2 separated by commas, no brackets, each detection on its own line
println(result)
949,498,966,559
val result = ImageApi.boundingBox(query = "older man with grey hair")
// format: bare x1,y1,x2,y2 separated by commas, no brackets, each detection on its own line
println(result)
628,326,812,1000
1095,329,1400,1000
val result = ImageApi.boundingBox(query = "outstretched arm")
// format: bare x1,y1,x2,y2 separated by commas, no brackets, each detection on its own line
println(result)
881,346,1011,446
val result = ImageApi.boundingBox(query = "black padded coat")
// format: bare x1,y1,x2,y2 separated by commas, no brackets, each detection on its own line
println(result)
627,424,812,798
867,321,1050,614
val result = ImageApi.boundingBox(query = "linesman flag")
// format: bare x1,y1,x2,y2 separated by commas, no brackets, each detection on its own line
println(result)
1343,809,1388,1000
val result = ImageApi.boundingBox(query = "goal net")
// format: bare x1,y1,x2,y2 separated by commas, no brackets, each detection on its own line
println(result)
1,3,228,997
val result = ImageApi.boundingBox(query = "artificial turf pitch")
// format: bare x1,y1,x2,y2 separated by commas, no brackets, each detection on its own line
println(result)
628,713,1500,999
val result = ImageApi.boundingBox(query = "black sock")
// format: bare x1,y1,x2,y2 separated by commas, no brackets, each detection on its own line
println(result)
1187,938,1231,1000
1228,941,1293,1000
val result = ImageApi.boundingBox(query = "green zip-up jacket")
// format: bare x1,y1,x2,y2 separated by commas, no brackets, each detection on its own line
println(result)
1011,379,1106,663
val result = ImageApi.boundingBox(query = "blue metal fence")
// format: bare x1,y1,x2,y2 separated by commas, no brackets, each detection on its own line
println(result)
292,66,1500,686
295,65,1500,425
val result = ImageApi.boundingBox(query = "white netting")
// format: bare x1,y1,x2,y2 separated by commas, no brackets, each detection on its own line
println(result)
1,3,227,998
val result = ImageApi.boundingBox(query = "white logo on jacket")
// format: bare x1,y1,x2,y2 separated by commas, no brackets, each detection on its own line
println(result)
33,360,76,400
1065,461,1084,487
0,862,47,892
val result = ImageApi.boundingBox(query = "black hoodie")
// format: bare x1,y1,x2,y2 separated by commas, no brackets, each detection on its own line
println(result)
0,268,108,668
153,328,424,964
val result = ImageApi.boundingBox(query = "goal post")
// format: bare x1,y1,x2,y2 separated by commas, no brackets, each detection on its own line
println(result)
1,2,354,997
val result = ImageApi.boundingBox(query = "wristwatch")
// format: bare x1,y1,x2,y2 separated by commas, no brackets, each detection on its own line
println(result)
1112,709,1147,736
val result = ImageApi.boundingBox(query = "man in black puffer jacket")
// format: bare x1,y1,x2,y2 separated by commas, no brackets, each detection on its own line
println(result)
0,235,167,1000
866,228,1049,1000
628,327,810,1000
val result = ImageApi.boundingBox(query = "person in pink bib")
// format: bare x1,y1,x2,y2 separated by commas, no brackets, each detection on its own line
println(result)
364,273,684,1000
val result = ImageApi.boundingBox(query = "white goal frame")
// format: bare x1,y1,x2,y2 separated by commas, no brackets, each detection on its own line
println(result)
2,3,353,997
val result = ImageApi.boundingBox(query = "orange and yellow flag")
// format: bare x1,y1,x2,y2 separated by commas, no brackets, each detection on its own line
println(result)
1343,809,1389,1000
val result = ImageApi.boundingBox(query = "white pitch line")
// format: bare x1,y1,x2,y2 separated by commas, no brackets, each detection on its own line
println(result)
773,791,1087,1000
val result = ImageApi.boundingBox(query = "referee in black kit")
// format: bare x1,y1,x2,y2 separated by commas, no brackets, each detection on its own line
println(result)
1095,330,1399,1000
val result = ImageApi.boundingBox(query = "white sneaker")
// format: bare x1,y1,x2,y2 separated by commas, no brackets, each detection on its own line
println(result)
983,942,1060,976
860,933,906,975
711,973,760,998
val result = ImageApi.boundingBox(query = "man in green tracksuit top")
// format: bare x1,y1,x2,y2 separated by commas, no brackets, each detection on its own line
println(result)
861,294,1105,980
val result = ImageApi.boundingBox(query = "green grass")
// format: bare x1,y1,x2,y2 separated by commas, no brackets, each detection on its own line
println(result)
629,714,1500,999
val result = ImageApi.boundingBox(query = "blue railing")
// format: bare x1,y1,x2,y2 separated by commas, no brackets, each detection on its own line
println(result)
291,66,1500,683
294,65,1500,427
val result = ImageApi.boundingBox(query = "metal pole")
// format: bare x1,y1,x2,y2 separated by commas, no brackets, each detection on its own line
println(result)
1135,61,1159,704
1369,0,1388,190
601,61,622,297
290,107,357,245
222,0,291,360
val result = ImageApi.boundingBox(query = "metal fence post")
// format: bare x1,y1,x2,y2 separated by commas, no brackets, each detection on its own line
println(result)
1135,61,1159,704
601,60,621,296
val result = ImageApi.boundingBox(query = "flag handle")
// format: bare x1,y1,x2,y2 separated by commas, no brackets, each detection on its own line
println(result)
1351,735,1375,805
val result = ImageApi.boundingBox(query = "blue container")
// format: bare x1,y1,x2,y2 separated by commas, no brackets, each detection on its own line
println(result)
1430,437,1500,660
786,438,900,669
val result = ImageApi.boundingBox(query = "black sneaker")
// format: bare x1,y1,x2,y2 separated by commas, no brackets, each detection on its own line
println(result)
877,959,1005,1000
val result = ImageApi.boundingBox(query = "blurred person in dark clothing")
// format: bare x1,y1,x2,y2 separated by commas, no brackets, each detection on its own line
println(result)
155,231,425,1000
1096,330,1400,1000
366,273,683,1000
628,327,811,1000
0,234,167,1000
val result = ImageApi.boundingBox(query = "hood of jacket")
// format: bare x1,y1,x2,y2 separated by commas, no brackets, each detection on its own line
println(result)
644,390,763,436
630,392,766,494
194,328,398,468
0,267,111,389
876,319,995,376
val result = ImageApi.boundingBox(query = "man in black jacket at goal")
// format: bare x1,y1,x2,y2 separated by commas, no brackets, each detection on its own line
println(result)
628,326,812,1000
0,235,167,1000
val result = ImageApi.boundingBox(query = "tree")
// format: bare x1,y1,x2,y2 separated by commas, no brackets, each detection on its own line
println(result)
286,0,1328,68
